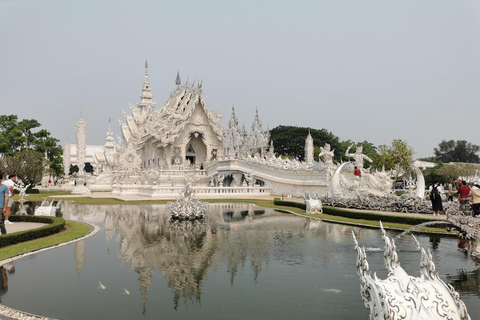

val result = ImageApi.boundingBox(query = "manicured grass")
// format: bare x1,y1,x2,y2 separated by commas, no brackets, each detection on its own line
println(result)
15,190,72,201
0,221,91,261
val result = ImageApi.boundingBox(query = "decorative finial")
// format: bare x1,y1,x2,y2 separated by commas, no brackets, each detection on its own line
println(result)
145,60,148,69
175,71,181,86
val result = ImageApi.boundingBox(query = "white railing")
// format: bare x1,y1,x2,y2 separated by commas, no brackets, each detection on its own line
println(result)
112,184,270,198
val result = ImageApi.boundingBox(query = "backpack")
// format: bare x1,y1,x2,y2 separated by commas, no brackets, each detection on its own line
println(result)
430,186,438,200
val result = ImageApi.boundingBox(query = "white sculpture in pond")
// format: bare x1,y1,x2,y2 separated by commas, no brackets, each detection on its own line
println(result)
353,222,471,320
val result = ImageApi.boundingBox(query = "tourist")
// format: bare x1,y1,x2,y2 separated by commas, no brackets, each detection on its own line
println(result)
1,175,16,224
446,182,453,204
458,180,471,216
429,182,443,216
353,166,361,178
0,174,9,235
471,181,480,217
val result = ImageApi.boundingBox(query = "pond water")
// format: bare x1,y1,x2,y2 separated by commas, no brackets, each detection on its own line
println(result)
2,202,480,320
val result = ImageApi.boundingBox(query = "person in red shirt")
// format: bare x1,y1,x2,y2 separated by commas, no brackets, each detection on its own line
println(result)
458,180,471,216
353,166,361,178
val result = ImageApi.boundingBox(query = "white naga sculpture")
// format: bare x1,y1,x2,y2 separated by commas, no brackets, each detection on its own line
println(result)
353,223,471,320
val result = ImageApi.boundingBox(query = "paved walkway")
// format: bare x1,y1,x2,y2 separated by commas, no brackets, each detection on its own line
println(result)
4,222,48,234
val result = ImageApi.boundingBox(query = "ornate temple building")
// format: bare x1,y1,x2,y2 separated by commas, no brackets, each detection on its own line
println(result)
63,62,393,198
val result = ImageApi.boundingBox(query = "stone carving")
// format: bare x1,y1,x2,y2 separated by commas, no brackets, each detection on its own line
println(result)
303,193,322,214
14,182,30,215
353,222,471,320
318,143,334,167
165,183,208,220
35,199,62,217
63,139,71,177
75,113,87,174
445,211,480,260
345,143,372,170
305,132,314,165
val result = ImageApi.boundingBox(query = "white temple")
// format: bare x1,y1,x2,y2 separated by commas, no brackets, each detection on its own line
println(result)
63,62,395,198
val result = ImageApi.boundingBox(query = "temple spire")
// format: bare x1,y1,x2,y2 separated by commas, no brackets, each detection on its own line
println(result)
175,71,181,86
137,60,156,112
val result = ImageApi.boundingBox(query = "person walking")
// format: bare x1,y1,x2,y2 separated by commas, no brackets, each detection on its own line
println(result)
471,181,480,217
1,175,16,224
429,182,443,216
458,180,471,216
0,174,9,235
446,182,453,204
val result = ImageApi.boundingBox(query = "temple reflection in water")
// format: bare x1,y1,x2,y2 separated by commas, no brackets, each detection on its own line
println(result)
61,202,351,312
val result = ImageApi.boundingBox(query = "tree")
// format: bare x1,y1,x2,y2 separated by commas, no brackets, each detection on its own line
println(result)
438,163,479,183
270,126,343,162
423,163,449,186
372,139,414,177
0,150,46,186
0,115,63,176
434,140,480,163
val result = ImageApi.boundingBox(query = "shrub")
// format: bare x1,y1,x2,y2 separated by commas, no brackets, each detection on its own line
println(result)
274,198,437,225
0,216,65,247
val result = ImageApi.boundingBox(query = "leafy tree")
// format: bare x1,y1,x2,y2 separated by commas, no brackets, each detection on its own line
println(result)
438,163,479,183
270,126,343,162
423,163,449,186
372,139,414,173
434,140,480,163
0,150,46,186
0,115,63,176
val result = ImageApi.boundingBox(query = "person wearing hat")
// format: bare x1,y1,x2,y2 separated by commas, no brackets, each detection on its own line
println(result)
471,181,480,217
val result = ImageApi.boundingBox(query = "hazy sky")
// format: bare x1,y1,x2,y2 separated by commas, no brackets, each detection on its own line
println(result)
1,0,479,159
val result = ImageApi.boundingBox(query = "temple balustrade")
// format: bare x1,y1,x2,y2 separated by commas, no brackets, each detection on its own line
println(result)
112,184,270,198
207,159,328,186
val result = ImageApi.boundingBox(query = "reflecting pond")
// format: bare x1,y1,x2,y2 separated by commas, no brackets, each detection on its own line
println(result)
2,202,480,320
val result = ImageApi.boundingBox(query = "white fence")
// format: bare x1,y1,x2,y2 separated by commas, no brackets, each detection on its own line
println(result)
112,184,270,199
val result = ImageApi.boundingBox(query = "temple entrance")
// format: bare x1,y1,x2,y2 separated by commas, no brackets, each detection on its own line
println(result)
186,132,207,167
185,155,196,165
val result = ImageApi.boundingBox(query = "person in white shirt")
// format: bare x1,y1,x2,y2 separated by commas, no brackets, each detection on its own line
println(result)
1,175,16,224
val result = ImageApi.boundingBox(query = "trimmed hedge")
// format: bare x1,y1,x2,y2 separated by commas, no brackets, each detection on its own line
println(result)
273,199,306,210
0,215,66,248
273,198,437,225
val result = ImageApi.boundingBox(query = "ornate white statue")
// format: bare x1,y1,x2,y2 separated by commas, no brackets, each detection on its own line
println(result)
319,143,334,167
345,143,372,170
353,223,471,320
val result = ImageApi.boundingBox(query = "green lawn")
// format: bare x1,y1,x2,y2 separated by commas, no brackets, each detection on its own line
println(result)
0,221,91,261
